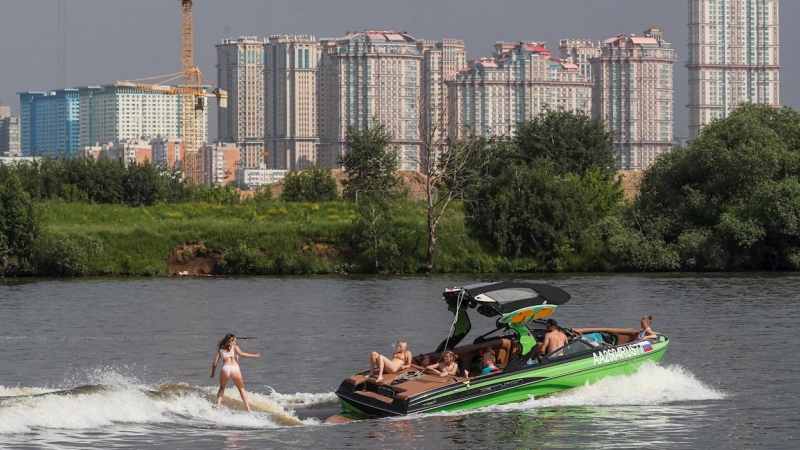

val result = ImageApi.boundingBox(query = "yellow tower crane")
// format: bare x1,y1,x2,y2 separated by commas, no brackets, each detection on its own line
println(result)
116,0,226,185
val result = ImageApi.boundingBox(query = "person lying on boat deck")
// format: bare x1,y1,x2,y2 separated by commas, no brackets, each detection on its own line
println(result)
481,351,501,375
636,315,658,341
538,319,569,361
425,350,459,377
369,339,412,383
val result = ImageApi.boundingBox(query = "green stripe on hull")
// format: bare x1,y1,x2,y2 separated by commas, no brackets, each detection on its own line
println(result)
424,344,667,414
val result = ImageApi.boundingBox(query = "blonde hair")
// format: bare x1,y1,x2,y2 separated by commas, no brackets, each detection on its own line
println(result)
395,340,407,353
443,350,456,360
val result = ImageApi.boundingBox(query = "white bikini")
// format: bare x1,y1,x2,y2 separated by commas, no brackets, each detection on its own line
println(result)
219,346,240,376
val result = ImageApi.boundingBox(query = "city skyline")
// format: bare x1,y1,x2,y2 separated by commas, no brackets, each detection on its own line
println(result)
1,0,795,139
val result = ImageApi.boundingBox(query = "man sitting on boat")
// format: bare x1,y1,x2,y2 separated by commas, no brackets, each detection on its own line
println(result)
538,319,569,360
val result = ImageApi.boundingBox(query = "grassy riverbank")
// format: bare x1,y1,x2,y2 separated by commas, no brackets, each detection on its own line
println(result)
37,200,536,276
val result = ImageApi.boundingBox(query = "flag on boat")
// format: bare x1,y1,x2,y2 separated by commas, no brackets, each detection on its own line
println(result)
641,342,654,352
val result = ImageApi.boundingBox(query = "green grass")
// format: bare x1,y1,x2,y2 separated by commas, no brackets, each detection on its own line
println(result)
35,199,528,276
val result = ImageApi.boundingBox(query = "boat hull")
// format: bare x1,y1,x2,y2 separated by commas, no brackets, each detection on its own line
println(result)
334,336,668,419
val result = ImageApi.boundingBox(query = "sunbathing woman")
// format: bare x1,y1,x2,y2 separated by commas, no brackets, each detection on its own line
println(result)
369,339,412,383
426,350,459,377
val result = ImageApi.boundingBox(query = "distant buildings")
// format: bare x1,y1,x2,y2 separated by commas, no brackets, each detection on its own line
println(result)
593,28,676,170
687,0,781,138
0,105,21,157
264,35,320,171
18,89,80,157
447,41,593,138
216,36,267,169
77,84,207,149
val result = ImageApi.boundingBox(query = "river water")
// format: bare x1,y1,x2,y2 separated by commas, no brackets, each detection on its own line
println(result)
0,274,797,449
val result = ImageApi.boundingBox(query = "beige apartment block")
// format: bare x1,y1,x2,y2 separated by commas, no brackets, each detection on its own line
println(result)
264,35,321,171
687,0,780,138
592,28,677,170
416,39,467,171
448,42,593,138
559,39,602,80
318,31,423,171
216,36,267,168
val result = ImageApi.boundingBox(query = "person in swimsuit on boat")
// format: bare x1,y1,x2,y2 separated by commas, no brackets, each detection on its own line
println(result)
637,315,658,341
369,339,412,383
210,334,260,411
425,350,459,377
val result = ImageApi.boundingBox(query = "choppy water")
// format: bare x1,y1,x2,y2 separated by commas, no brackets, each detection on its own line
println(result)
0,274,797,449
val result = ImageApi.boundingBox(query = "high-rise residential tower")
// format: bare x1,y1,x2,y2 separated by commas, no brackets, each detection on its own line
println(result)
416,39,467,165
264,35,321,171
448,42,593,138
18,89,80,157
216,36,267,168
559,39,602,80
687,0,780,138
318,31,422,171
592,29,676,170
77,85,207,149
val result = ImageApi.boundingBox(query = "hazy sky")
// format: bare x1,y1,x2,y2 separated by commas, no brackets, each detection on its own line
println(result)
1,0,797,138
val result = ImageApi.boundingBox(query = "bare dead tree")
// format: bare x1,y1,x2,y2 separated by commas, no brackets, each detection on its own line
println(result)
416,83,486,273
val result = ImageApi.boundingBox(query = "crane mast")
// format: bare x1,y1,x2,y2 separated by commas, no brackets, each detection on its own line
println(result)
181,0,203,184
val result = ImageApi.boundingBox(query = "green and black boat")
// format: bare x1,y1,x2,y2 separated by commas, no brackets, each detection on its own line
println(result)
328,282,669,422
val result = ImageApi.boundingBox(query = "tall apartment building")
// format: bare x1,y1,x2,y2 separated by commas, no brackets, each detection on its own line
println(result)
76,85,207,149
687,0,780,138
264,35,321,171
318,31,423,171
559,39,602,80
447,42,593,138
416,39,467,150
216,36,267,168
18,89,80,157
0,105,21,157
592,29,677,170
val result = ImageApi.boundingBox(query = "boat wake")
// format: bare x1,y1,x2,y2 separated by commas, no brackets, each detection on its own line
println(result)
0,368,336,435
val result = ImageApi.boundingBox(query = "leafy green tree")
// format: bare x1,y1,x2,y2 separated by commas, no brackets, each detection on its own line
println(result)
464,110,622,268
339,122,400,201
514,108,617,178
280,166,340,202
629,104,800,270
0,174,39,266
123,161,166,206
31,233,103,276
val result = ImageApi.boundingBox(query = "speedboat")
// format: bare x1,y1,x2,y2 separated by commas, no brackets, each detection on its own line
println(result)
327,281,669,422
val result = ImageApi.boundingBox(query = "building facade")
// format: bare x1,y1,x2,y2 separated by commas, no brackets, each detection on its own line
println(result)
448,42,593,138
216,36,267,169
18,89,80,157
318,31,423,171
416,39,467,158
0,105,21,157
76,85,206,149
203,142,240,186
687,0,780,138
559,39,602,80
264,35,320,171
592,29,676,170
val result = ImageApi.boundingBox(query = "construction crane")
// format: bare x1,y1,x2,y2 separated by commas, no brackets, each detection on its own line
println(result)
116,0,227,184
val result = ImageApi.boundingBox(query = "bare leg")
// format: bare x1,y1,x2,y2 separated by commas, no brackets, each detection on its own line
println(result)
216,369,230,408
369,351,379,377
230,369,251,412
376,356,402,383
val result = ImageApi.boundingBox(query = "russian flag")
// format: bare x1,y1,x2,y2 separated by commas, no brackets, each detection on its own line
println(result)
641,342,654,353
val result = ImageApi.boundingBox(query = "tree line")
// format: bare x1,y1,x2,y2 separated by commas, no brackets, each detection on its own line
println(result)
3,104,800,276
